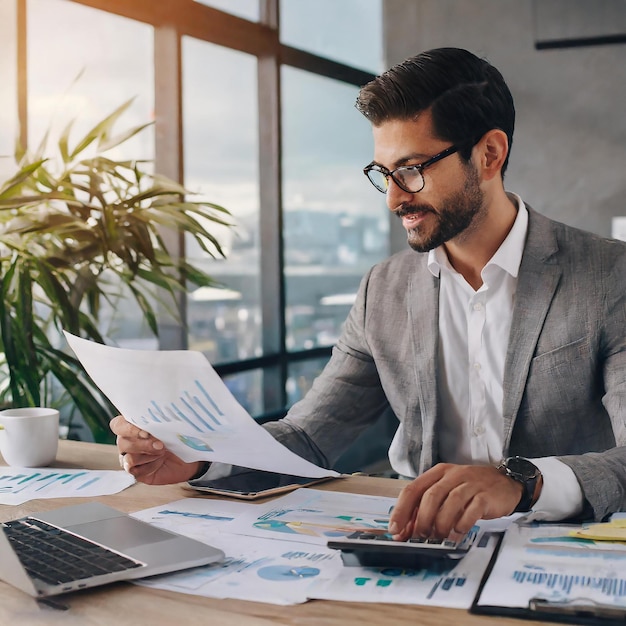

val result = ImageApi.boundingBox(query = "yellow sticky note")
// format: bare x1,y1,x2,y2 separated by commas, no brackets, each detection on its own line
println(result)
570,522,626,542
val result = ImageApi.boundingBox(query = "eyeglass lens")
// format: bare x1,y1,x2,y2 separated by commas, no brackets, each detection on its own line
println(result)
367,167,424,194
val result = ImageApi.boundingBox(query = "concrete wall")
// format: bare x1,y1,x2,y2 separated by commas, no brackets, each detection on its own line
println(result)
383,0,626,251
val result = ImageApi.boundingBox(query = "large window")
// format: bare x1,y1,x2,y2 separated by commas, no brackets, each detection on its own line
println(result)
11,0,386,442
27,0,155,348
282,68,388,353
194,0,259,22
280,0,383,73
182,39,261,363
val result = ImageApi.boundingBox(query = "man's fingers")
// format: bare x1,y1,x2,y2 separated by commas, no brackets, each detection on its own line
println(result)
423,484,470,538
110,415,153,441
121,451,162,478
111,415,164,455
388,465,447,537
389,464,520,540
110,415,134,435
451,495,488,535
116,434,164,455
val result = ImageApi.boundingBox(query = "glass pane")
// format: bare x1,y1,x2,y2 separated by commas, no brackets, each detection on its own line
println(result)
287,357,329,406
194,0,259,22
27,0,153,160
223,369,264,417
27,0,155,350
282,67,389,351
182,39,261,364
280,0,383,73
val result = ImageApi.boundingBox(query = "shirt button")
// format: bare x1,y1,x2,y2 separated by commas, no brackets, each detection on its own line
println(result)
472,302,483,311
473,362,481,370
474,425,486,436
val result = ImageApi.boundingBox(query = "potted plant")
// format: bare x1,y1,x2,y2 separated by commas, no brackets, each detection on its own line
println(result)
0,100,231,442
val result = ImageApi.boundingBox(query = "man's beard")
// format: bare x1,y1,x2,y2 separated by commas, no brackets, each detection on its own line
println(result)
396,164,485,253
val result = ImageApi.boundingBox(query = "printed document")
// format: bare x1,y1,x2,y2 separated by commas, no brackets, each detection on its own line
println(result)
475,520,626,611
132,489,503,607
0,467,134,505
65,332,338,478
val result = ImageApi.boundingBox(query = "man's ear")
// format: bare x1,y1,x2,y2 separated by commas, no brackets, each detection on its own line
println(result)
475,129,508,181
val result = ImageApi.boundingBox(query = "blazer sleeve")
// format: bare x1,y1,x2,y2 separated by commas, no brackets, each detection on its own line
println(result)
265,266,391,468
557,246,626,521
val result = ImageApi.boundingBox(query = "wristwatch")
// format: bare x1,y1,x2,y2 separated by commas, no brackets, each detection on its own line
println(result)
497,456,542,512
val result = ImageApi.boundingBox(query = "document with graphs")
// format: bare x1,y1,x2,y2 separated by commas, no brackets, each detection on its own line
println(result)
65,332,338,479
472,516,626,622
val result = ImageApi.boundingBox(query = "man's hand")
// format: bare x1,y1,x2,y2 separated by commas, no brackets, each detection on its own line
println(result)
111,415,202,485
388,463,523,540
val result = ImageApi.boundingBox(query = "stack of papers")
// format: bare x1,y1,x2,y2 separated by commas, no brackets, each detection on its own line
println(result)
131,488,502,607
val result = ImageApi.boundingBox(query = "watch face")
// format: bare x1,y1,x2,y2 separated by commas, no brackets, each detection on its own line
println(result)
506,456,538,480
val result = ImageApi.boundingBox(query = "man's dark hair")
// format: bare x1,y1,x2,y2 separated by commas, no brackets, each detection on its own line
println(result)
356,47,515,175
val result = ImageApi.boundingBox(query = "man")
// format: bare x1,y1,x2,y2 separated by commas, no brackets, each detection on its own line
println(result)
113,48,626,542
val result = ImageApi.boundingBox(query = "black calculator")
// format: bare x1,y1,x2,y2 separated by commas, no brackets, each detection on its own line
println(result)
327,528,478,570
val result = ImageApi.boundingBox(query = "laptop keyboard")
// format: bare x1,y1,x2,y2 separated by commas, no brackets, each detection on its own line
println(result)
2,517,143,586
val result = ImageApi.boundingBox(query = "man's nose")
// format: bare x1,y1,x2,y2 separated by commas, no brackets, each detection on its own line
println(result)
385,177,415,211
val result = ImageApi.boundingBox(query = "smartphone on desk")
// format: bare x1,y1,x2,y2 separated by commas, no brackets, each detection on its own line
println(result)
185,468,340,500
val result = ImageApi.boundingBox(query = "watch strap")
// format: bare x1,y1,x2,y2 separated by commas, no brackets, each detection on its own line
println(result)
497,457,542,513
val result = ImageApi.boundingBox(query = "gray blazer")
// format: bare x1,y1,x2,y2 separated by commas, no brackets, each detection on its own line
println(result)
267,208,626,521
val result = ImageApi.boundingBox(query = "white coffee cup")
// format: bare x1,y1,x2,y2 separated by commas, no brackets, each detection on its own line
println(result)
0,407,59,467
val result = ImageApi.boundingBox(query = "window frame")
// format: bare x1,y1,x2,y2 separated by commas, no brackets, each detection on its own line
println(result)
14,0,379,421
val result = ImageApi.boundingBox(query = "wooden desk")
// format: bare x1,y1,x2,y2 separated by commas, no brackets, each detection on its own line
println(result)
1,440,549,626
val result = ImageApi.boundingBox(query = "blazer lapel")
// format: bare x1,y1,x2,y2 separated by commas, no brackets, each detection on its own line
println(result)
502,208,562,449
408,259,440,472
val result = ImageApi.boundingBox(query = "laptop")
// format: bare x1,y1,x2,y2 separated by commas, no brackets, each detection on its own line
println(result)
0,501,224,598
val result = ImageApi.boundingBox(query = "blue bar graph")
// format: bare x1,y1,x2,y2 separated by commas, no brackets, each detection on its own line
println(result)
137,380,230,434
513,569,626,598
0,469,102,499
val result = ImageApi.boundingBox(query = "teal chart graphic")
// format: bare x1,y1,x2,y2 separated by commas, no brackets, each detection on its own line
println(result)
0,470,99,494
257,566,320,581
512,567,626,598
133,379,233,450
0,468,135,505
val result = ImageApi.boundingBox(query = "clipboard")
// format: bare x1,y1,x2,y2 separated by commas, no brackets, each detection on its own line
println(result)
470,521,626,625
472,595,626,625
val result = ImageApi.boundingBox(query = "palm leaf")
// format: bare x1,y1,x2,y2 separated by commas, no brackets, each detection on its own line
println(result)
69,98,135,160
0,100,232,441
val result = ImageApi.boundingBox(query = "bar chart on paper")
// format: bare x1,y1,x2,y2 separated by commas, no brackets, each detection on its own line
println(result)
511,567,626,599
0,468,135,505
64,331,340,477
474,522,626,612
130,380,236,452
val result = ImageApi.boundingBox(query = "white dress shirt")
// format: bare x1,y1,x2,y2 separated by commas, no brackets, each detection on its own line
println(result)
422,193,583,520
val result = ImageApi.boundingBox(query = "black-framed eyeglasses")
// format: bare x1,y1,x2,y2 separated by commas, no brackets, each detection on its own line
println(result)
363,144,460,194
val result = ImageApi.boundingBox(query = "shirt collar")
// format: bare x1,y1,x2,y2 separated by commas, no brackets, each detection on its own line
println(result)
427,192,528,278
